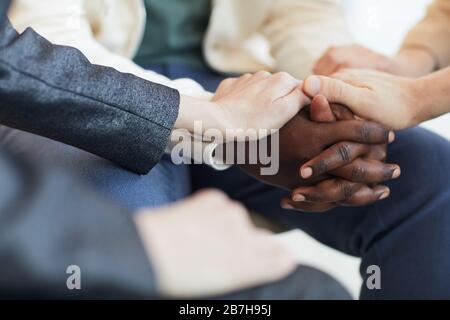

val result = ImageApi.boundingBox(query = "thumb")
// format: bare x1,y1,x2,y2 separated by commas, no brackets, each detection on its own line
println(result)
303,75,362,110
310,95,336,123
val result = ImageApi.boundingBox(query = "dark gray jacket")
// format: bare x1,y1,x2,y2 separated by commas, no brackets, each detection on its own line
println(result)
0,1,175,298
0,13,179,175
0,147,158,299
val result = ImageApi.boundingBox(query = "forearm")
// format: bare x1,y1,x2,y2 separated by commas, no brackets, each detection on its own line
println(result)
0,20,179,174
393,47,438,77
401,0,450,72
414,66,450,122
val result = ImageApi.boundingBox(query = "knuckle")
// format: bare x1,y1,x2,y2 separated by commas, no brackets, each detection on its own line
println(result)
273,71,293,82
350,165,366,182
329,80,344,98
220,78,235,87
338,181,357,201
380,148,387,160
255,70,271,78
359,122,372,143
306,192,326,203
369,145,387,160
200,189,228,202
313,159,329,175
337,142,352,164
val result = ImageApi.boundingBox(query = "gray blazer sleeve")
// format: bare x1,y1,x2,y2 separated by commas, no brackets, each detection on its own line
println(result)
0,147,159,299
0,19,180,175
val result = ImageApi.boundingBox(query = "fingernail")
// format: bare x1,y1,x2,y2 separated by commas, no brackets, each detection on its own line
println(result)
301,167,313,179
305,76,321,95
392,168,401,179
379,189,390,200
282,203,294,210
388,131,395,143
292,194,306,202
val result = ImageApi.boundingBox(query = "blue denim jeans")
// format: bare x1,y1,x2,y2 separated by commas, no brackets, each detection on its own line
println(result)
0,126,190,210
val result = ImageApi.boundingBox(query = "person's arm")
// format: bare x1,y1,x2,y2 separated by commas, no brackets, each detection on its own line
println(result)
0,19,180,175
9,0,211,99
313,44,437,78
262,0,352,79
303,67,450,130
1,19,309,174
0,147,158,299
314,0,450,77
415,66,450,123
401,0,450,72
9,0,236,170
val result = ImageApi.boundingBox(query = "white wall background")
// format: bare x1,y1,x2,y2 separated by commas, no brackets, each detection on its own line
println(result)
283,0,449,300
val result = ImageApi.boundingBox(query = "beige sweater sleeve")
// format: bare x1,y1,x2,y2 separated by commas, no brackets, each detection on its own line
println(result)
9,0,211,99
262,0,352,79
402,0,450,69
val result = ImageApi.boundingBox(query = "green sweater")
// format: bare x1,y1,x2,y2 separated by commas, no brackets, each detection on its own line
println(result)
134,0,211,68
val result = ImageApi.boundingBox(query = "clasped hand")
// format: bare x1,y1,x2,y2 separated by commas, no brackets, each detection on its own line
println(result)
238,95,400,212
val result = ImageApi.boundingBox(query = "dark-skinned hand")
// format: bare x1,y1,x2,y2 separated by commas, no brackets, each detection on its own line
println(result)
281,96,399,212
234,95,400,212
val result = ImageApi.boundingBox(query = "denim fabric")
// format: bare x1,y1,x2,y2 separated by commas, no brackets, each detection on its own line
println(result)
0,1,10,27
0,125,190,211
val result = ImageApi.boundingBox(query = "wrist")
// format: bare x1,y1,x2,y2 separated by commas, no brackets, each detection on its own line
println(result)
393,48,436,77
176,95,243,142
409,77,433,125
175,95,226,135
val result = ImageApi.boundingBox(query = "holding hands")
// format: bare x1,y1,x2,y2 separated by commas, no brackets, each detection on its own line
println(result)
177,71,310,141
211,71,310,135
179,69,405,212
307,43,449,130
303,70,425,130
239,95,399,212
